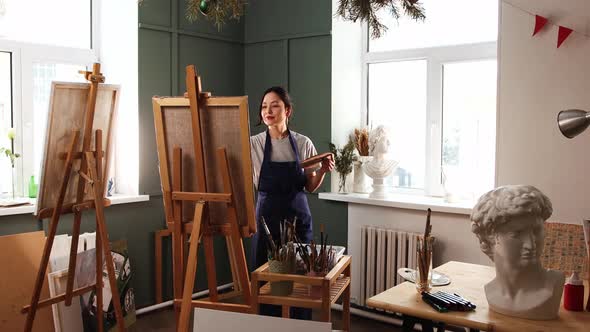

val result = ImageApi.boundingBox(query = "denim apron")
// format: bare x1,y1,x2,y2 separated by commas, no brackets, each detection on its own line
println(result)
251,129,313,318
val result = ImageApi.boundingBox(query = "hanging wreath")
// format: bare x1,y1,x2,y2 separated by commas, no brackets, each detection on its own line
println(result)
336,0,426,39
185,0,246,29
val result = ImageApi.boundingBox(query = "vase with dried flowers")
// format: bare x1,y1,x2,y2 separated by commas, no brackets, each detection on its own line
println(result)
351,128,372,193
1,128,21,199
329,140,355,193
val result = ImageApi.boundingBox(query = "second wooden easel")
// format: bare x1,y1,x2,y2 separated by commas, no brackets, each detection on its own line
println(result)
23,63,126,332
153,65,253,332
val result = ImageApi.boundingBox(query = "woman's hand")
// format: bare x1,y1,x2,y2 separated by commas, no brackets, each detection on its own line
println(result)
319,156,335,174
305,156,334,193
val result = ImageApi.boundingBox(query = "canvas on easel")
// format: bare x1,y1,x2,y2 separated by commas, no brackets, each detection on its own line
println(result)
152,65,256,332
36,81,117,217
23,63,126,332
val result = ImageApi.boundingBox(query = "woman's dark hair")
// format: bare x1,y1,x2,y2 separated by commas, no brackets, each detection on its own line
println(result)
257,86,293,126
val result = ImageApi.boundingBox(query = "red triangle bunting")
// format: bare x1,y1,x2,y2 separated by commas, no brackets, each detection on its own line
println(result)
533,15,548,36
557,26,574,48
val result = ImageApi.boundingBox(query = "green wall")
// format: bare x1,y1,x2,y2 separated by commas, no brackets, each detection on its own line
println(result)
244,0,347,247
138,0,244,304
0,0,347,310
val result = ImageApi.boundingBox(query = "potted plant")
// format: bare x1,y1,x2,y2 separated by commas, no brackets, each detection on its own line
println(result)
329,139,355,193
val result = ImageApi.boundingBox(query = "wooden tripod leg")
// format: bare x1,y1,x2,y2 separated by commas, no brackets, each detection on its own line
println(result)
25,130,80,332
172,147,184,323
217,148,251,305
85,152,126,331
225,235,241,293
95,129,105,332
66,74,104,305
226,215,251,305
65,210,83,306
203,235,218,301
96,220,104,332
154,229,171,304
178,202,205,332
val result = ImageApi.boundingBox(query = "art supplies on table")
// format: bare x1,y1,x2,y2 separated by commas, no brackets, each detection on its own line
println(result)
421,291,476,313
416,208,434,292
563,271,585,311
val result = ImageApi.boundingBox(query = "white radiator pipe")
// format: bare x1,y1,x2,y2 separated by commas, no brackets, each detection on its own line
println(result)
136,282,234,315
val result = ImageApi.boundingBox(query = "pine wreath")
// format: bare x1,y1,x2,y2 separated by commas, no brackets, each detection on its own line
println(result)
337,0,426,39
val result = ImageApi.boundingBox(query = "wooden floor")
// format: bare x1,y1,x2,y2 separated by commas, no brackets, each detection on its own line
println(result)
130,307,403,331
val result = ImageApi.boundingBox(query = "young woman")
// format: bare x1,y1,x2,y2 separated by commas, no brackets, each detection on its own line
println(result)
250,86,334,317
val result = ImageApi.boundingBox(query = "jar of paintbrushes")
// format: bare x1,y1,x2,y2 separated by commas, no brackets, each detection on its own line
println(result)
416,208,435,293
261,218,296,296
294,225,336,297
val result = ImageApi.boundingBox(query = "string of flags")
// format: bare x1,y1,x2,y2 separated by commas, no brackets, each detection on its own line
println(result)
506,1,588,48
532,14,574,48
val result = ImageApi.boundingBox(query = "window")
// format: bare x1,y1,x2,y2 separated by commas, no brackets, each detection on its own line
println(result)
0,1,97,198
364,0,498,200
0,0,92,49
0,51,12,195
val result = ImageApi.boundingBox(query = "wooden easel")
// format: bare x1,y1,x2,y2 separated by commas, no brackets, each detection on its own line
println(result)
22,63,126,332
153,65,253,332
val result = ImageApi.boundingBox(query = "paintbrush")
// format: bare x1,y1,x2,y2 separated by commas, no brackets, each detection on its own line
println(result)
320,224,325,254
417,208,433,288
260,217,277,259
424,208,432,239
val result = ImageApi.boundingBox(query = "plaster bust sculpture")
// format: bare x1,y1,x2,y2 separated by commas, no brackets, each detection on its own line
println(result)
470,185,565,320
362,125,398,198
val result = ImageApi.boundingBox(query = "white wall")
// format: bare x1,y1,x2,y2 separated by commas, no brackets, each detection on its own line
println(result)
497,0,590,224
331,0,363,192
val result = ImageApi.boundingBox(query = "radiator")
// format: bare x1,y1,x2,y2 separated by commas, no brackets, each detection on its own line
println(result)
359,226,421,306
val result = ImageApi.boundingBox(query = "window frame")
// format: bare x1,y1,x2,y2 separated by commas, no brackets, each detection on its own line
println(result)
0,1,98,197
361,21,497,197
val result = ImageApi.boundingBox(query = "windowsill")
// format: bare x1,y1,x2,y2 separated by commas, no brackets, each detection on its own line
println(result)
0,194,150,217
318,192,473,215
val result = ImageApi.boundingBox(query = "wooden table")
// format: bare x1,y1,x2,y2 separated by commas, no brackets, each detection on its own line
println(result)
251,255,351,331
366,261,590,332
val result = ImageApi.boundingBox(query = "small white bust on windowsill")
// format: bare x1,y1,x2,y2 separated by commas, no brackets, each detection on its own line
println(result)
471,185,565,320
362,125,398,199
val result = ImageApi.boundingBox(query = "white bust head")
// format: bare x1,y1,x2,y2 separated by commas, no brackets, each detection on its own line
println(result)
470,185,564,320
369,125,391,160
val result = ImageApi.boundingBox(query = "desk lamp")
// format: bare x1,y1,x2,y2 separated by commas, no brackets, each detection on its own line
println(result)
557,108,590,311
557,109,590,138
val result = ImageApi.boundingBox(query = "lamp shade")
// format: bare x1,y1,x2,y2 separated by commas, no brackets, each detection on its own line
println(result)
557,109,590,139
